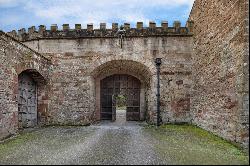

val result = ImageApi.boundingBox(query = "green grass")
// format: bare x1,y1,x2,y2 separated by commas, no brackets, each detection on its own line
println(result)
0,132,37,157
0,124,248,165
144,124,249,165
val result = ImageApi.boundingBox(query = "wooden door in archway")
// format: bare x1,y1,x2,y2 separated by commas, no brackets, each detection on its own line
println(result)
18,72,37,128
100,74,141,121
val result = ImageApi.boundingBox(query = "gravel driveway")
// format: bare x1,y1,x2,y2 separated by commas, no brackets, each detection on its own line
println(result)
0,119,248,165
0,121,164,165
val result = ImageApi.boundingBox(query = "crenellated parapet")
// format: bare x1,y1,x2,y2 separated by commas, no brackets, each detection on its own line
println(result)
7,21,194,41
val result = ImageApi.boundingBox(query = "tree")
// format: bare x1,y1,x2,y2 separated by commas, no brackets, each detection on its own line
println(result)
115,94,126,108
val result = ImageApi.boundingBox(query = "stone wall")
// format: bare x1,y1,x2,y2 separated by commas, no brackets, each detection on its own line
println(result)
22,34,193,125
1,0,248,149
189,0,249,148
7,21,193,41
0,31,51,139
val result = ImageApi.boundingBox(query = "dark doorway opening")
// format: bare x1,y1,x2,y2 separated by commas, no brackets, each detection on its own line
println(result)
100,74,141,121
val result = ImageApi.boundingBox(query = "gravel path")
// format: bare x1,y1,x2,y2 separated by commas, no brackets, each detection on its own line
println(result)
1,118,248,165
0,121,164,165
74,121,164,165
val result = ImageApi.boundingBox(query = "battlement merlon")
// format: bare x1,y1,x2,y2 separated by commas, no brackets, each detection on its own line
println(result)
7,21,194,41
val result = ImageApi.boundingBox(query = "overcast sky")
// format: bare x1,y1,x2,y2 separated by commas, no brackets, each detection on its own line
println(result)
0,0,194,32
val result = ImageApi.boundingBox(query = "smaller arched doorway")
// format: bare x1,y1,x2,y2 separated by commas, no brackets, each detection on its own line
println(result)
17,69,46,128
100,74,141,121
18,72,37,128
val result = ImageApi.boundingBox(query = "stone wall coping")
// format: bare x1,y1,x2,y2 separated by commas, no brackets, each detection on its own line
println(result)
6,21,194,42
0,30,51,62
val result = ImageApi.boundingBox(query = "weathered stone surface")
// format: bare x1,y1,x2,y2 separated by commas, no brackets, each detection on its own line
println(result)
12,22,192,42
22,36,193,125
189,0,249,149
0,0,248,151
0,31,51,139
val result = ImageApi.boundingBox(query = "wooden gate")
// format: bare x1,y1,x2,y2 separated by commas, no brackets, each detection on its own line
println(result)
18,72,37,128
100,74,141,121
112,94,116,122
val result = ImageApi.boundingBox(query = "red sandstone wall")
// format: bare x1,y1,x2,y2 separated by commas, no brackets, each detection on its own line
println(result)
0,31,50,139
23,35,193,125
189,0,249,148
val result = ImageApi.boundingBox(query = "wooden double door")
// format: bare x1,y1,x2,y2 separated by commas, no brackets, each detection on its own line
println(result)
100,74,141,121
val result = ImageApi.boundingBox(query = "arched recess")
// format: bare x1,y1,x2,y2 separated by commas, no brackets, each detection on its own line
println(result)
18,69,47,128
91,60,154,121
100,74,141,121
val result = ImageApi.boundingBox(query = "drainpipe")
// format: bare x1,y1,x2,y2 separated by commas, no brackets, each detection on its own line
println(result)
155,58,162,126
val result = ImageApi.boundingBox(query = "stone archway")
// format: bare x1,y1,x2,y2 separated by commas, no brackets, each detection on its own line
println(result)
100,74,141,121
91,60,156,122
18,69,46,128
18,72,37,128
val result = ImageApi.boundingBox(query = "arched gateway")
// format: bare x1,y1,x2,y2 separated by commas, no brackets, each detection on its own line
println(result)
100,74,141,121
92,60,155,122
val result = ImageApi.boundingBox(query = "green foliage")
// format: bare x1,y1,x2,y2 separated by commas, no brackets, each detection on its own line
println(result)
115,94,126,107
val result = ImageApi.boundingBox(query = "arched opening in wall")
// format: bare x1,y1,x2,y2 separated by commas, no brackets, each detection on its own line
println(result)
100,74,141,121
18,69,46,128
92,60,154,122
